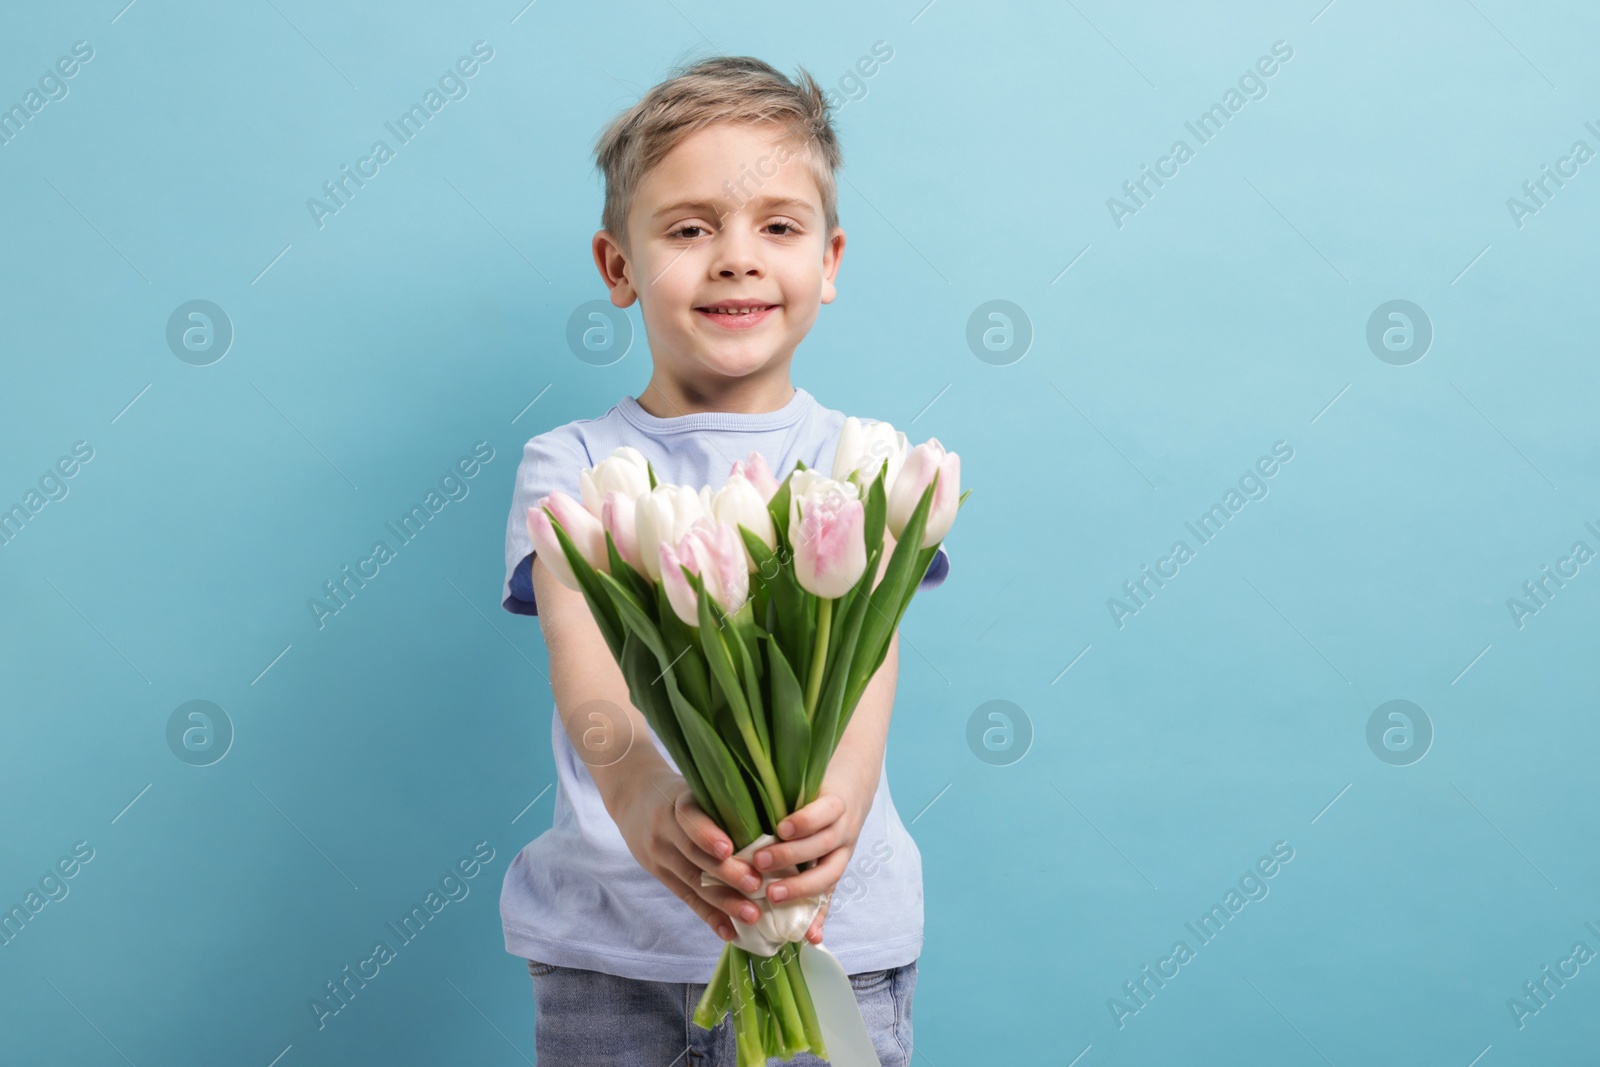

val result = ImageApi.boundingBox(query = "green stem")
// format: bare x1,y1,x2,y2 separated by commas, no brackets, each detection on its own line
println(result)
691,944,733,1030
728,948,764,1067
804,596,833,721
783,943,828,1059
757,947,807,1056
735,721,790,827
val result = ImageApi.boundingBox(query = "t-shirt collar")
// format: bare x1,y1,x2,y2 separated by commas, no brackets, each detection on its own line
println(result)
618,386,814,435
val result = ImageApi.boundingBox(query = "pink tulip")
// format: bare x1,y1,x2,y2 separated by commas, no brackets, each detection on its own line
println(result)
526,491,608,591
788,470,867,599
600,490,641,571
886,440,961,549
659,519,750,626
730,451,780,502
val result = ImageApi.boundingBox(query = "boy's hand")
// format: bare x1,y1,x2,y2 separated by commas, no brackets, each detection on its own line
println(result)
750,768,874,944
609,763,768,943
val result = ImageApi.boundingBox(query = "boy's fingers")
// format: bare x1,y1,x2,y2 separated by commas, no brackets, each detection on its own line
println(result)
671,796,760,886
776,793,845,840
669,819,760,888
660,853,756,934
664,834,763,916
669,790,727,855
767,846,850,902
753,826,841,872
689,847,763,895
805,891,833,942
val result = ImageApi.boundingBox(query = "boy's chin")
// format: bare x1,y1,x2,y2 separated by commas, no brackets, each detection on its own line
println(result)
687,346,787,381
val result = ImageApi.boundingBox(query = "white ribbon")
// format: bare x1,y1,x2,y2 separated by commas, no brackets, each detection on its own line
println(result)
700,833,823,956
701,833,881,1065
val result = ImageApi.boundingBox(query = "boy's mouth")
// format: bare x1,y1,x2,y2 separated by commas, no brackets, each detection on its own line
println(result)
695,301,778,330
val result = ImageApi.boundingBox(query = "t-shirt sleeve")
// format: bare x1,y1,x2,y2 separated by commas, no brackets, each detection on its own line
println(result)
918,543,951,592
502,427,592,617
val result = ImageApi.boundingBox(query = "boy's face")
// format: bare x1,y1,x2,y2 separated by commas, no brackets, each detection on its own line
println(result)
594,121,844,391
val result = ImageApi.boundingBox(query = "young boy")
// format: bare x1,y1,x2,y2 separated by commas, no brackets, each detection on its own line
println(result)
498,55,949,1066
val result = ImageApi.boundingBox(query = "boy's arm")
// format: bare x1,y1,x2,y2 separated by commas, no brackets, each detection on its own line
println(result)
531,556,767,940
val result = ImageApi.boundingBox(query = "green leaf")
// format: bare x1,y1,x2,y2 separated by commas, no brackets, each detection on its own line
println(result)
729,617,770,757
617,631,709,811
656,582,713,715
744,524,813,685
545,509,623,660
801,577,873,804
843,475,939,717
847,542,940,713
764,636,810,812
695,571,786,827
678,705,762,849
604,529,653,607
767,475,794,554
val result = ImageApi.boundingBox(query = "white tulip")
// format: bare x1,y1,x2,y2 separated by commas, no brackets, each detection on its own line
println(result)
831,416,909,496
578,445,652,517
633,484,708,582
706,472,777,572
886,439,961,549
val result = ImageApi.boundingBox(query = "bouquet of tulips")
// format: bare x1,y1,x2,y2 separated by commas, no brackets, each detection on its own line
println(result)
526,417,963,1066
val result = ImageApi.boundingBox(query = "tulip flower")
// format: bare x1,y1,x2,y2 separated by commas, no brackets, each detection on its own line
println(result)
831,416,908,495
660,519,751,626
730,451,780,502
788,469,867,599
887,439,961,548
634,484,709,582
579,445,652,517
707,472,777,572
527,490,609,591
600,489,641,571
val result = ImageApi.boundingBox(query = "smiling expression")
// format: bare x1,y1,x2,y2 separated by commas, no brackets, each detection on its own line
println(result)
595,121,845,388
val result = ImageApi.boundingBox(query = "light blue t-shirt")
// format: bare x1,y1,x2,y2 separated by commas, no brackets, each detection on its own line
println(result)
498,386,950,982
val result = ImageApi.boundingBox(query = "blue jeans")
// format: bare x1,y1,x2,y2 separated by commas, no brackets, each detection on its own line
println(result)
526,956,917,1066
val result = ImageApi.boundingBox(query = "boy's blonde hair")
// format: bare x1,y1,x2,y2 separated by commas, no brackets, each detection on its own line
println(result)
592,55,843,250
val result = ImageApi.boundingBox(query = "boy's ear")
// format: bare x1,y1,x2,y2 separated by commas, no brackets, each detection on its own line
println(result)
592,230,638,307
818,227,846,306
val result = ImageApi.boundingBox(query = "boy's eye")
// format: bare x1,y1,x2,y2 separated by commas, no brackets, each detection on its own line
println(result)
666,220,801,239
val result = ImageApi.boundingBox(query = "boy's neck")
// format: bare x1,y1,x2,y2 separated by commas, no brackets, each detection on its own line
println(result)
635,368,797,418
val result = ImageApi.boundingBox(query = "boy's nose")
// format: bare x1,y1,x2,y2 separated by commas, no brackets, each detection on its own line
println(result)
711,232,763,277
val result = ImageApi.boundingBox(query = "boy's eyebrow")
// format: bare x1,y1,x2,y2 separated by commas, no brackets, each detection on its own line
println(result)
652,195,816,220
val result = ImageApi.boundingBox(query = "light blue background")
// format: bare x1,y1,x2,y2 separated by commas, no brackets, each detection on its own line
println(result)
3,0,1598,1063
